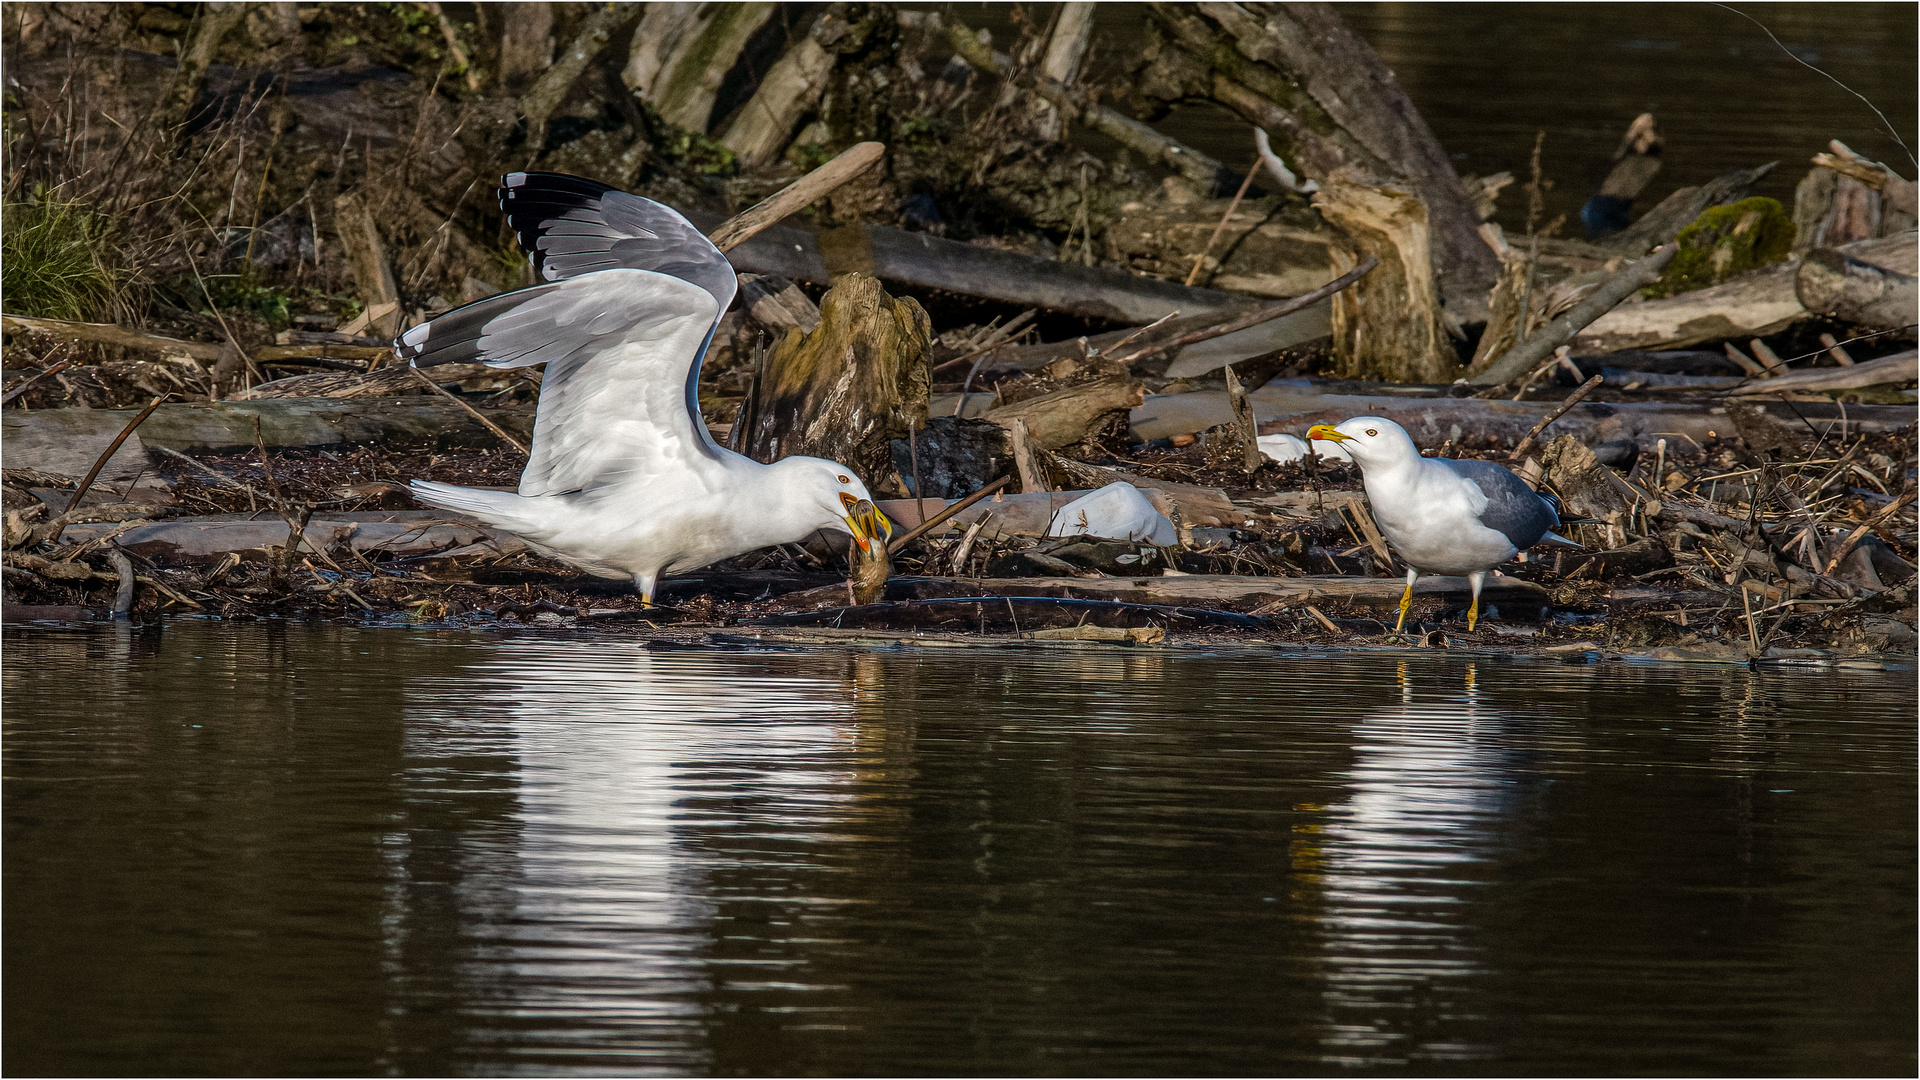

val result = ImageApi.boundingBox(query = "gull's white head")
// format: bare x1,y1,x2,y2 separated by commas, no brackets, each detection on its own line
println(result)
770,456,894,553
1304,417,1421,472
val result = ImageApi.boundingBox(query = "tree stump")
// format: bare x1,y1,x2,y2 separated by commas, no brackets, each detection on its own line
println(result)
746,273,931,496
1312,175,1458,383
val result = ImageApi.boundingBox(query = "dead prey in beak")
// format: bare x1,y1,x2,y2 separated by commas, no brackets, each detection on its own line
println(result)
842,497,893,605
839,494,894,554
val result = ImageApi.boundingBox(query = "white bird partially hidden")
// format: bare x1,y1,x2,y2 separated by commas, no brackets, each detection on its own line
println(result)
1256,432,1352,465
402,172,891,604
1306,417,1573,633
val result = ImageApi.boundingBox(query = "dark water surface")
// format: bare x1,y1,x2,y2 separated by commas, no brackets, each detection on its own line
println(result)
4,621,1914,1076
1052,3,1920,231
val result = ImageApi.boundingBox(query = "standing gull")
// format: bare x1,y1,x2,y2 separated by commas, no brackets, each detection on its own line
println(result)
1306,417,1571,632
402,172,891,603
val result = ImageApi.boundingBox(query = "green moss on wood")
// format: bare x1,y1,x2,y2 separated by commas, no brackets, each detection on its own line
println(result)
1644,196,1795,298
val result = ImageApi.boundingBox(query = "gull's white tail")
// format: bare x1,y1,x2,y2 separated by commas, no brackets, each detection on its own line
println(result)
409,480,535,532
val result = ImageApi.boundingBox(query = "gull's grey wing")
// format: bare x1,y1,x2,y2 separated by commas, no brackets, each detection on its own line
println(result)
498,172,737,315
396,268,724,493
1445,459,1561,549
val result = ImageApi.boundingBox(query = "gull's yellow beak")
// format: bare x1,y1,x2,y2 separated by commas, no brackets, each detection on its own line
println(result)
1306,424,1352,444
840,494,894,553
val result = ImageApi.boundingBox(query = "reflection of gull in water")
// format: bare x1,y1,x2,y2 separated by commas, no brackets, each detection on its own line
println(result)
394,640,859,1067
1309,663,1516,1066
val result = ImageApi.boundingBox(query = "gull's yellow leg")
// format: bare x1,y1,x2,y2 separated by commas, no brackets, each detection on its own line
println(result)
1466,570,1486,632
1394,567,1418,633
636,571,658,607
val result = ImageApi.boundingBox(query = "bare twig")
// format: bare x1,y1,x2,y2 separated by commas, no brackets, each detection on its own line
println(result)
1184,155,1260,287
887,475,1013,554
65,395,164,515
707,142,886,252
1822,486,1916,575
932,309,1039,373
1509,374,1604,464
410,367,530,454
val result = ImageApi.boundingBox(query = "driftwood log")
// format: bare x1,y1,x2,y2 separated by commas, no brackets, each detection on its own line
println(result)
744,274,931,494
1572,259,1804,355
1795,232,1919,329
4,399,534,456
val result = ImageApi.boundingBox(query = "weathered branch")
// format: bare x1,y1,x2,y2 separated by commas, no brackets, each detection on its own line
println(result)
1473,244,1677,385
707,142,886,252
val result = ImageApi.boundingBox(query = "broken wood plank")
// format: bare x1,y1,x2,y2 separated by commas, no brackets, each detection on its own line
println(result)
1127,377,1915,446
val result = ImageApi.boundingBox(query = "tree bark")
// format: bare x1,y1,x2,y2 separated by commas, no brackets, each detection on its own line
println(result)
520,3,642,145
1795,246,1918,329
495,2,553,91
746,274,932,494
159,2,253,130
624,2,775,134
718,34,834,166
1312,175,1457,382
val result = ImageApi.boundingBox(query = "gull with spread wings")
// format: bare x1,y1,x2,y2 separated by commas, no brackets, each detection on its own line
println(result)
401,172,892,604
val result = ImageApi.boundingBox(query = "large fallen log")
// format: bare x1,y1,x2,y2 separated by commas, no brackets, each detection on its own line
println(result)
3,399,535,456
691,210,1260,324
58,511,511,563
1571,260,1806,354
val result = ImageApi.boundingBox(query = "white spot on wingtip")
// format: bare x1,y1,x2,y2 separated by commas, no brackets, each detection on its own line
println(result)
504,173,526,187
401,324,431,346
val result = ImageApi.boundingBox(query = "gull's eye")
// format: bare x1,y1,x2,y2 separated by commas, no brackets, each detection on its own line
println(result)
1365,428,1378,437
837,474,850,484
